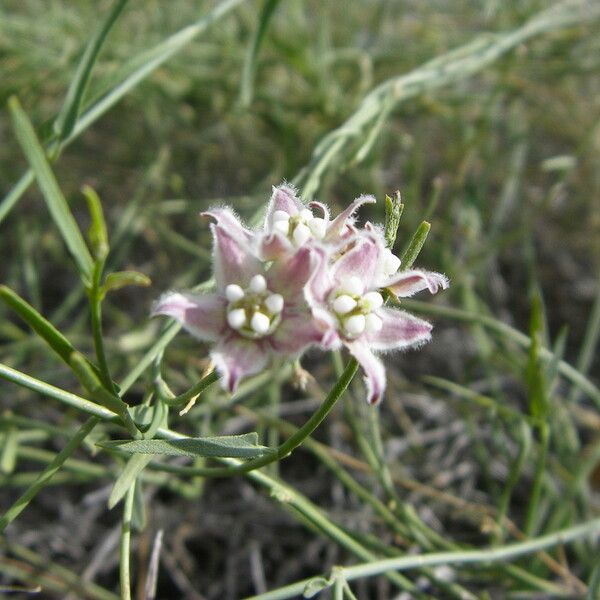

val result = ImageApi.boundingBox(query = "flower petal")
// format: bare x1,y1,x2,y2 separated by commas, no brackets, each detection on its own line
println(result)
308,200,330,223
152,292,226,342
270,310,325,356
327,194,376,239
264,184,302,230
366,307,432,351
211,336,269,393
347,341,386,405
385,270,449,297
267,246,315,301
331,235,379,289
201,207,252,242
303,244,332,305
212,224,262,290
259,231,293,261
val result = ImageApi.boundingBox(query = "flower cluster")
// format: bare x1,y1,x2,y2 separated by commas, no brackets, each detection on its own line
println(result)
153,185,449,404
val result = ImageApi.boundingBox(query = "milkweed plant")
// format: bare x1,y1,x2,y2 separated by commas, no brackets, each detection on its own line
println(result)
154,185,448,405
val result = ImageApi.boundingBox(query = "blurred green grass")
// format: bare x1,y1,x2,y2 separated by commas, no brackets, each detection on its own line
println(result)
1,1,600,598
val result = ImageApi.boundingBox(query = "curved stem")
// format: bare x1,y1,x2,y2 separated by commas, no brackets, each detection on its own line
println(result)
155,369,219,407
155,358,359,478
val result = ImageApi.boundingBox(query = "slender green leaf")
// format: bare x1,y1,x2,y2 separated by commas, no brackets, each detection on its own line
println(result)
0,428,18,474
587,563,600,600
383,192,404,250
82,185,109,261
545,325,568,392
99,433,275,459
8,97,93,281
399,221,430,270
526,291,548,419
131,478,146,531
0,285,78,364
239,0,282,107
109,454,152,509
570,280,600,403
103,271,151,295
53,0,129,141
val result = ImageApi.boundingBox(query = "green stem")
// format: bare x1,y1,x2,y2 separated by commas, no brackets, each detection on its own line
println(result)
525,422,550,536
244,517,600,600
152,358,359,478
90,259,115,392
155,369,219,406
120,485,135,600
0,417,99,532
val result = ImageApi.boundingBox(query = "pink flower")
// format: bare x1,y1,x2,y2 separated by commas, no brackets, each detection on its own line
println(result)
153,211,323,393
306,234,449,405
259,184,376,260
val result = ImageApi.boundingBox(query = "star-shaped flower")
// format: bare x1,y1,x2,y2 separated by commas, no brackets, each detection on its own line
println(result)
153,210,323,392
306,233,448,404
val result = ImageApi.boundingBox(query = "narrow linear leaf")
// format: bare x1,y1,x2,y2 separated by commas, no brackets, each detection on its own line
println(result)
526,291,548,419
82,185,109,261
239,0,282,107
8,97,93,281
399,221,430,270
103,271,151,295
587,563,600,600
0,428,18,474
99,433,275,459
383,191,404,250
0,285,77,364
545,325,568,392
0,285,110,384
53,0,129,141
109,454,152,509
131,478,146,532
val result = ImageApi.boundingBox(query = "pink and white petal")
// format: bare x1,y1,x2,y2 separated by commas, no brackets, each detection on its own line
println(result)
308,201,330,223
201,207,252,242
326,194,376,239
366,307,432,351
331,236,379,290
385,270,449,297
259,231,294,261
212,224,262,290
211,336,269,393
347,341,386,405
304,245,332,305
270,310,324,356
152,292,226,342
267,246,315,299
264,184,302,229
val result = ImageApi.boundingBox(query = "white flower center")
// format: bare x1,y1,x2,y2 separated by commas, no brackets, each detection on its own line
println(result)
329,276,383,338
272,207,326,246
225,276,284,339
